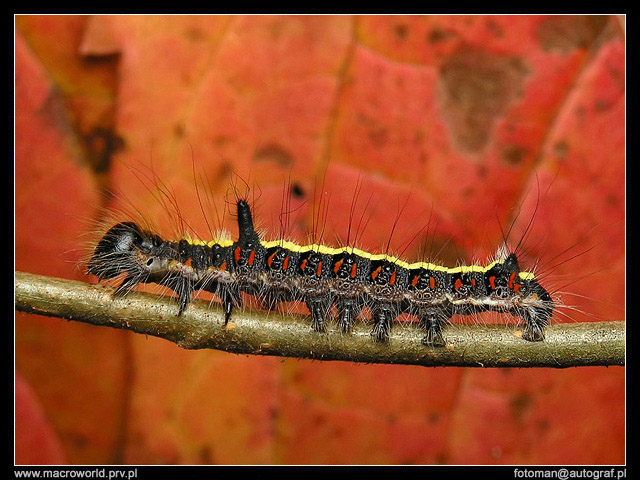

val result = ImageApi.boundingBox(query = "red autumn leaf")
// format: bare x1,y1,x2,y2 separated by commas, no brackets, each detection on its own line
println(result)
15,371,67,465
15,25,132,465
15,15,625,465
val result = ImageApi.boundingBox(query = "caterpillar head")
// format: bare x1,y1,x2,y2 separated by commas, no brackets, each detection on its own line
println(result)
87,222,164,280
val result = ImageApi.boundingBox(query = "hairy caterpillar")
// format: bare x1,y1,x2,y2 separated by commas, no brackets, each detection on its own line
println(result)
86,188,555,347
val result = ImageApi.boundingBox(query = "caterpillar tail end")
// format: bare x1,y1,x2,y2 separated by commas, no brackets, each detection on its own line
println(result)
520,282,554,343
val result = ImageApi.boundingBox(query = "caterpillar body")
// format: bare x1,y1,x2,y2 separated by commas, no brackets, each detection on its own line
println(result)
87,197,555,347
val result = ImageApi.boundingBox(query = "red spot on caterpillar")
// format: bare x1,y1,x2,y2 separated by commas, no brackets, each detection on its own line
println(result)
371,266,381,280
220,261,227,271
316,261,323,277
248,250,255,266
489,276,496,290
411,275,419,287
389,270,397,286
429,276,436,290
508,272,516,289
184,258,192,267
514,283,521,294
234,246,241,263
471,278,476,289
282,256,289,271
267,251,277,267
350,263,357,279
333,259,343,273
300,258,308,271
454,278,463,291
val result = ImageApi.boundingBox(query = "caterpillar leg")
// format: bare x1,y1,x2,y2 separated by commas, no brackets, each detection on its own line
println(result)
418,309,447,347
176,281,193,316
370,306,393,342
221,285,241,326
336,300,357,333
521,307,547,342
113,272,144,296
157,275,194,316
307,298,329,333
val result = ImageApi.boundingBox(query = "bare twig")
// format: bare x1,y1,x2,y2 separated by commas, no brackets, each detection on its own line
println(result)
14,271,625,368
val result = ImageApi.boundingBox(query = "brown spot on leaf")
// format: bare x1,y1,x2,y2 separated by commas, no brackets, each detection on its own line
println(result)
253,144,294,167
83,127,124,173
554,140,569,160
81,51,120,64
185,26,205,42
217,161,233,182
510,392,533,424
606,194,619,207
428,27,455,44
536,15,608,53
607,64,624,90
501,144,529,165
199,445,214,464
291,183,305,198
485,19,504,37
438,46,529,155
68,432,88,448
174,123,186,138
595,100,612,111
395,23,409,39
39,88,71,131
368,125,389,147
212,135,231,147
